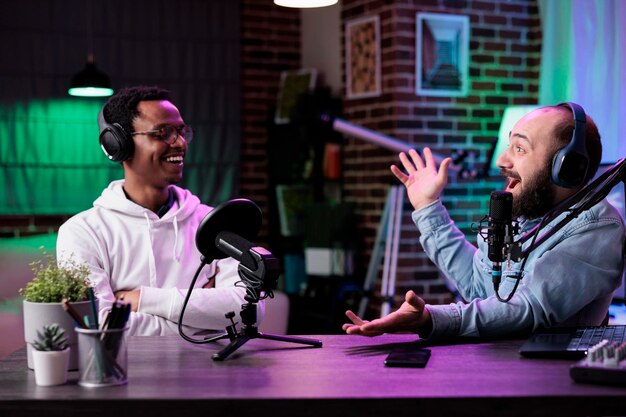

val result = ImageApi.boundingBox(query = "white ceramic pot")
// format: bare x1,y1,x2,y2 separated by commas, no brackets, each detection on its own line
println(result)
23,300,93,370
32,348,70,386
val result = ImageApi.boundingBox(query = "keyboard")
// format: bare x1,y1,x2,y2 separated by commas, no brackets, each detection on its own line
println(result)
570,338,626,386
566,326,626,352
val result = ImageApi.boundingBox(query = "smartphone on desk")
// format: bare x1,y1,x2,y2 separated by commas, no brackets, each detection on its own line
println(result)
384,347,431,368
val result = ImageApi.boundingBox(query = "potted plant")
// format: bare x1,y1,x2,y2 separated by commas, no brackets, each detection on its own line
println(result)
31,323,70,386
20,250,94,371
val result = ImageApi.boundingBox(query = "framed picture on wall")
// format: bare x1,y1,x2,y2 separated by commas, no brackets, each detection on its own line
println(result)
345,15,381,99
416,13,469,97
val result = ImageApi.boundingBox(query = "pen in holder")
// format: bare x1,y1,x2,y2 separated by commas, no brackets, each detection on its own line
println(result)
76,325,129,387
76,299,130,387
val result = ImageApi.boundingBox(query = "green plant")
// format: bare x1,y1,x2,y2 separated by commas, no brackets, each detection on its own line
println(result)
19,250,91,303
33,323,68,351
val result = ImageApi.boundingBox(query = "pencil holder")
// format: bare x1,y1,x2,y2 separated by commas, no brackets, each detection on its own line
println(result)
76,326,128,387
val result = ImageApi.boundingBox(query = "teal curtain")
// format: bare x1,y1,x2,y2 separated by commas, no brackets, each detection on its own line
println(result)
0,100,122,214
538,0,626,162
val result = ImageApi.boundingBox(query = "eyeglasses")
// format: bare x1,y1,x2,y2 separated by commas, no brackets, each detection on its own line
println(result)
131,125,193,145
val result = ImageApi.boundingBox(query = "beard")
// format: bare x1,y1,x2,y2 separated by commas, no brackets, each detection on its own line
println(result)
506,166,556,219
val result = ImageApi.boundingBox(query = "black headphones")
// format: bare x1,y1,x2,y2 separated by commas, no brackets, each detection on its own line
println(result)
551,102,589,188
98,105,134,162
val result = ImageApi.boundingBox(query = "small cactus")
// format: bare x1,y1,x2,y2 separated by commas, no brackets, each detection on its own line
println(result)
33,323,68,351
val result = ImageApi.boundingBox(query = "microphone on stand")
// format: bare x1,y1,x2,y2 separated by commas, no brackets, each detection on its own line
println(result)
486,191,520,292
186,198,322,360
195,199,279,298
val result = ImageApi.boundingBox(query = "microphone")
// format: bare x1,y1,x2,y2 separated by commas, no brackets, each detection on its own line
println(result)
195,198,279,296
215,230,279,288
486,191,517,287
487,191,513,264
215,230,256,270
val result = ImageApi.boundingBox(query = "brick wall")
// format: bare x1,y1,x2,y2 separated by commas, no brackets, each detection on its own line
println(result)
340,0,541,311
239,0,301,242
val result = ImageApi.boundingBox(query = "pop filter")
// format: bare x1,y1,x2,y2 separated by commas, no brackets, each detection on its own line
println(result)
195,199,262,263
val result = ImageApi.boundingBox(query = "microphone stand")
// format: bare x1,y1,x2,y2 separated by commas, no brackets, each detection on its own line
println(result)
202,261,323,361
513,158,626,261
178,198,322,360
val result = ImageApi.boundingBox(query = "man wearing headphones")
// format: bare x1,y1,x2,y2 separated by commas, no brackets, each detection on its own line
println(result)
343,104,625,339
56,86,250,336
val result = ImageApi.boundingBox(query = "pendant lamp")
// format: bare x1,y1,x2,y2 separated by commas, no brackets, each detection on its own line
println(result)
274,0,338,8
68,54,114,97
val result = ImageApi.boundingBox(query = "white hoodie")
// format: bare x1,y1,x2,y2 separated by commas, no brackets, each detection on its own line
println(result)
57,180,258,336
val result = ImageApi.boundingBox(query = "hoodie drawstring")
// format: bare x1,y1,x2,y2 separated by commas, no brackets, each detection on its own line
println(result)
172,215,181,262
143,212,158,286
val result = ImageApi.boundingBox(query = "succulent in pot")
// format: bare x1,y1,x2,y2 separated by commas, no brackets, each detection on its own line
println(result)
31,323,71,386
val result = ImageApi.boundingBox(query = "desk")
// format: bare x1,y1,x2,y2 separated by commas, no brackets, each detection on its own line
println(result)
1,334,625,417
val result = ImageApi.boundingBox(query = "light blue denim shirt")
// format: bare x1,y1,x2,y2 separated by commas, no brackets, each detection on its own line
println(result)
412,198,625,340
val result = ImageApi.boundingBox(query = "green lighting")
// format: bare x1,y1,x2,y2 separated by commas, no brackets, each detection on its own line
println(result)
68,87,114,97
0,99,123,214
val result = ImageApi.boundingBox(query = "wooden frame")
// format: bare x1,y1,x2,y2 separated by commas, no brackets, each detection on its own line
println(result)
345,15,381,99
416,12,469,97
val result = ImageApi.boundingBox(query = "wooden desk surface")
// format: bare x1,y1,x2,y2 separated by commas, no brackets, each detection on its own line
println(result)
1,334,625,416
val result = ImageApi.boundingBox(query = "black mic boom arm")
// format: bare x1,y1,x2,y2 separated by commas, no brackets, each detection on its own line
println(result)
514,158,626,261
